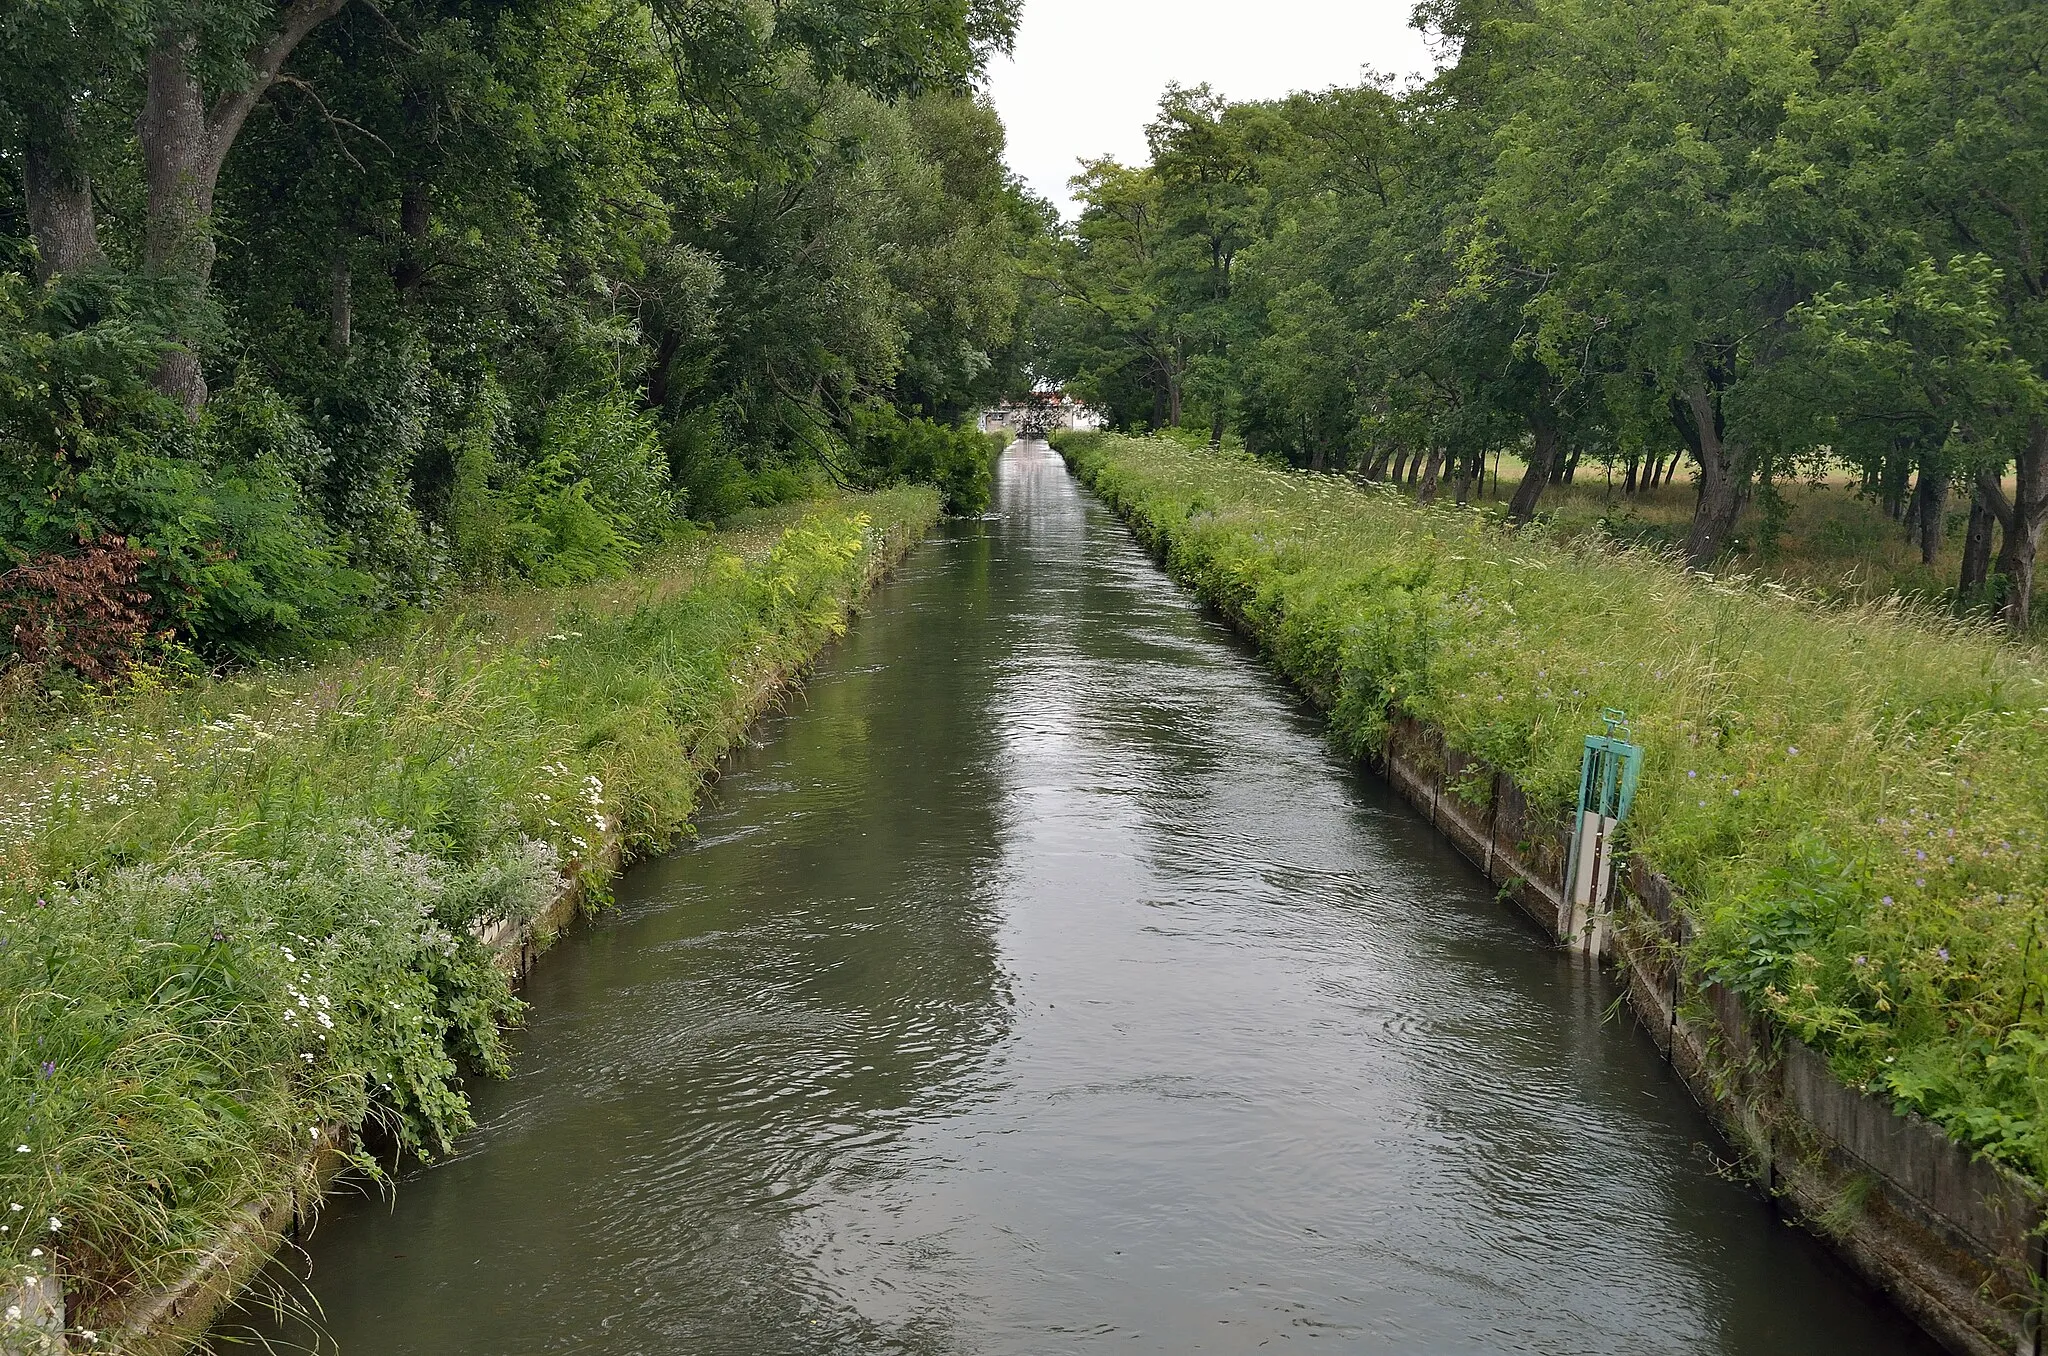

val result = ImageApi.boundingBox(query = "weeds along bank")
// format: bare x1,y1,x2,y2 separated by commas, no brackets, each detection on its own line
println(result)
0,487,938,1339
1056,431,2048,1186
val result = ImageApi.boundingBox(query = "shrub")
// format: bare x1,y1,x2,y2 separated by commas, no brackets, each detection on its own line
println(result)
0,536,161,683
847,402,997,513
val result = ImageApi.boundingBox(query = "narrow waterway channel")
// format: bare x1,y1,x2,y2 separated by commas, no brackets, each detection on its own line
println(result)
222,441,1933,1355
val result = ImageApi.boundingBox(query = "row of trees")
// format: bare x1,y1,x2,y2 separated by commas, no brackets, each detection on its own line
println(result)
1035,0,2048,631
0,0,1046,668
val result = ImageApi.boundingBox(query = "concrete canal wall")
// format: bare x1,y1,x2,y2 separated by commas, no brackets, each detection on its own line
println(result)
1075,448,2045,1356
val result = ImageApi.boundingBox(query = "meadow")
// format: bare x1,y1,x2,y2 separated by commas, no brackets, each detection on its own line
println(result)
0,488,939,1328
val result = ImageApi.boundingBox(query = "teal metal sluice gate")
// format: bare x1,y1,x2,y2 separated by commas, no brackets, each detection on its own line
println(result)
1565,709,1643,953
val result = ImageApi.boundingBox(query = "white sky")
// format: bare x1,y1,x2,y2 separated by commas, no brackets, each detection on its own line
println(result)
984,0,1440,218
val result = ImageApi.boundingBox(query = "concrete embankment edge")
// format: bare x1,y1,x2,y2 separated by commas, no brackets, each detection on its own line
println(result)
1067,448,2044,1356
74,507,937,1356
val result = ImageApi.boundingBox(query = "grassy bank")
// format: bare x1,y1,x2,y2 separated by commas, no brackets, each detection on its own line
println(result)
1058,431,2048,1183
0,487,939,1332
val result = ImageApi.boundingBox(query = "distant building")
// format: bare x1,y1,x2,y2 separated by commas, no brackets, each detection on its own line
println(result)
980,393,1103,437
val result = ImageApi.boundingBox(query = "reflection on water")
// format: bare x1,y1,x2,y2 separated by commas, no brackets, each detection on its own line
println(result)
221,441,1933,1355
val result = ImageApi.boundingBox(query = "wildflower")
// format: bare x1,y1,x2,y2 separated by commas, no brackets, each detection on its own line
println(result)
1687,770,1696,780
1881,896,1894,906
4,1306,17,1322
1916,878,1926,887
8,1203,20,1212
47,1218,59,1232
310,1126,321,1140
1788,746,1798,756
1937,948,1950,961
14,1145,27,1154
28,1248,41,1258
1916,850,1927,861
38,1062,52,1078
1853,955,1867,966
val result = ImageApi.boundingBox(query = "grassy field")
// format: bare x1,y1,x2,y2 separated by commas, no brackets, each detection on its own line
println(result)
1149,426,2011,616
1060,431,2048,1184
0,487,939,1333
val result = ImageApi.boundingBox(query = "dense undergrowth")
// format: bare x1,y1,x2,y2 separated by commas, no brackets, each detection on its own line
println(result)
1059,431,2048,1184
0,487,937,1330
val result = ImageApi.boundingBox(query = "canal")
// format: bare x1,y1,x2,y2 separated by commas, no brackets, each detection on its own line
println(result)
222,440,1932,1354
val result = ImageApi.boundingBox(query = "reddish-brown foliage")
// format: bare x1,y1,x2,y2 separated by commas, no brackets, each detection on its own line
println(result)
1,535,160,683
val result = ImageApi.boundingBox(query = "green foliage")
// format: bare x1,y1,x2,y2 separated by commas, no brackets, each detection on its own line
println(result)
1065,432,2048,1182
0,488,940,1305
0,0,1046,683
1036,0,2048,610
847,402,1001,513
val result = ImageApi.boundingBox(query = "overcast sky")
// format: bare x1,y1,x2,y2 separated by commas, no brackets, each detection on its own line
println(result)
984,0,1441,219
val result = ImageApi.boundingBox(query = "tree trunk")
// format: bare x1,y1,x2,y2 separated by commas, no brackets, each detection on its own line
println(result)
1622,451,1640,495
643,327,682,412
139,1,353,413
1914,464,1947,566
141,33,217,412
1960,484,1995,599
1507,402,1560,522
1453,448,1481,506
395,181,432,300
1677,382,1752,567
1416,446,1445,504
1210,406,1225,448
22,110,105,282
329,249,352,355
1995,419,2048,634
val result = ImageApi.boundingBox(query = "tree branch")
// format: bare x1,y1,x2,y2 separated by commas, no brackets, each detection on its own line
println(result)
203,0,355,179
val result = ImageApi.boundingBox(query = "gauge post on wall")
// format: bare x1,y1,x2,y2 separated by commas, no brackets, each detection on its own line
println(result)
1565,709,1643,956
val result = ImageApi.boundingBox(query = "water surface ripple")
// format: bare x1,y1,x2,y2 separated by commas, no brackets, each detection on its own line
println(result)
225,440,1932,1354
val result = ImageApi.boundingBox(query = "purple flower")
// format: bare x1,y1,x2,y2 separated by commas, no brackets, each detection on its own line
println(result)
1916,878,1926,887
1881,896,1894,906
1916,850,1927,861
1937,948,1950,961
1688,769,1697,780
38,1063,53,1079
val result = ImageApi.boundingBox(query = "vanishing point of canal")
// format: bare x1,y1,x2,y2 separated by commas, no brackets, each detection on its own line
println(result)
223,441,1933,1354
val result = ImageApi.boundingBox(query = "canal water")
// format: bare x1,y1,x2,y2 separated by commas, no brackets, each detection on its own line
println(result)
222,440,1932,1354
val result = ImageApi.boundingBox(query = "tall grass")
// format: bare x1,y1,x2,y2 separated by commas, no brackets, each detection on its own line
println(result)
0,488,939,1328
1060,432,2048,1183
